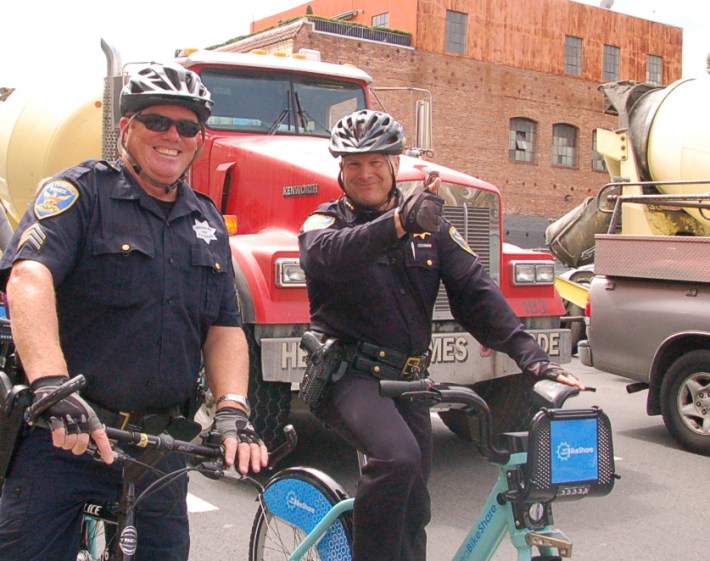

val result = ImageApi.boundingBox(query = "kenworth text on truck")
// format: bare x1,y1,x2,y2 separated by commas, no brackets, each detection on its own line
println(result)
0,40,570,447
546,76,710,455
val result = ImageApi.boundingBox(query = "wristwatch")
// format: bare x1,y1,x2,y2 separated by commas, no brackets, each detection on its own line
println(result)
216,393,251,416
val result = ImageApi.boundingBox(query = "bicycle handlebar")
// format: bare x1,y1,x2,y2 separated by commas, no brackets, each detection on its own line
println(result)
380,379,511,464
24,375,88,424
22,373,298,472
379,378,585,464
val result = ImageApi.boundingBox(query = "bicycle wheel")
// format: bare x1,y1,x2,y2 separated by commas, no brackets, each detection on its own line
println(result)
78,516,109,560
249,467,353,561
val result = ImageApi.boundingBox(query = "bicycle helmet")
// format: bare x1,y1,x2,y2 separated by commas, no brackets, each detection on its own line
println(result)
329,110,405,157
120,63,213,123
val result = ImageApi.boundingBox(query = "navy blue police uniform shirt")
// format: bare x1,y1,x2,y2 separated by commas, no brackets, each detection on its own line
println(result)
0,160,242,411
298,196,548,369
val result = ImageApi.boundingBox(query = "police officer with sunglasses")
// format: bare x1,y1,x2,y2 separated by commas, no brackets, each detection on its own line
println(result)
0,63,267,561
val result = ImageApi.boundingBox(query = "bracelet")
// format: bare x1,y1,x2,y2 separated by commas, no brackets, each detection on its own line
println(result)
215,393,251,416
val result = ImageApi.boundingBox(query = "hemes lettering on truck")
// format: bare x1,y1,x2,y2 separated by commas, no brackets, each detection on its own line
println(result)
278,331,561,372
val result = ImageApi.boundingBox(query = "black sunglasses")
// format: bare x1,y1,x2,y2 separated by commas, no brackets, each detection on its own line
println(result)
134,113,202,138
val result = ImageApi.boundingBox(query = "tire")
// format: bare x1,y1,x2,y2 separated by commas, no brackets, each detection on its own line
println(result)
245,326,292,450
660,350,710,456
565,301,586,355
249,467,353,561
438,373,537,443
563,269,592,355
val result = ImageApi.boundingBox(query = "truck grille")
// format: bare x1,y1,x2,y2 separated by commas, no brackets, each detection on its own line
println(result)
434,206,493,318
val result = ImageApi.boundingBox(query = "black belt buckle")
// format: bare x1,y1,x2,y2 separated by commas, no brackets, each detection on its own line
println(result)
401,356,423,379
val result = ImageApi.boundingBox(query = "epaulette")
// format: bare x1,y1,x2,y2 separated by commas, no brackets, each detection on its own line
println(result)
54,159,117,185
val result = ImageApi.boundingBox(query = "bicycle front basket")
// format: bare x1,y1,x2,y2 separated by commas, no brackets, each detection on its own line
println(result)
522,406,616,502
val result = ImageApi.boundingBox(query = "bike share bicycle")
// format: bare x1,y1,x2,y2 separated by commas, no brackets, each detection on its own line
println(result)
248,378,618,561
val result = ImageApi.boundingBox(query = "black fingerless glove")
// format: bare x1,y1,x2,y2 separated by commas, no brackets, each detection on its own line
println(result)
399,189,444,233
30,376,103,434
213,407,264,445
527,361,571,381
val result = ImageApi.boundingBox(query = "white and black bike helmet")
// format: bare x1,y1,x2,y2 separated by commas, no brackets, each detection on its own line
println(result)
120,63,213,123
329,110,405,157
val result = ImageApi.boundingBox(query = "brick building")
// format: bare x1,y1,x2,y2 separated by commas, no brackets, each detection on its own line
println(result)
216,0,682,245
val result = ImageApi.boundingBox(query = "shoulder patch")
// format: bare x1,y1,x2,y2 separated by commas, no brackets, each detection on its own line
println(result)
34,180,79,220
449,226,477,256
302,214,336,232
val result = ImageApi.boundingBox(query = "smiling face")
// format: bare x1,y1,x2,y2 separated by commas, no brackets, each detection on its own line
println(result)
340,153,400,210
119,104,203,199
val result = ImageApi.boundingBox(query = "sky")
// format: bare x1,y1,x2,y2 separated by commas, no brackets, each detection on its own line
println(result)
1,0,708,90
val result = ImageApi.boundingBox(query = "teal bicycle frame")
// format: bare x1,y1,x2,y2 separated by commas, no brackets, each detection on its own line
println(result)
249,379,617,561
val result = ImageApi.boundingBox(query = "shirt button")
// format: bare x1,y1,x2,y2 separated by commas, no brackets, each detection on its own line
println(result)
399,288,406,295
121,244,130,251
169,257,175,264
427,259,433,266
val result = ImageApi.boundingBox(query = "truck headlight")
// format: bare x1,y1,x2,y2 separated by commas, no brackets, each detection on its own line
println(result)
275,258,306,287
511,261,556,285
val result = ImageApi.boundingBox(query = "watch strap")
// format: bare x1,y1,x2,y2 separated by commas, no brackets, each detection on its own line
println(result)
215,393,251,416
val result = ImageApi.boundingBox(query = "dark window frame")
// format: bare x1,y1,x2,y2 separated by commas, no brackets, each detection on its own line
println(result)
603,44,620,82
509,117,537,163
647,54,663,86
552,123,578,168
565,36,583,76
445,10,468,55
372,12,389,28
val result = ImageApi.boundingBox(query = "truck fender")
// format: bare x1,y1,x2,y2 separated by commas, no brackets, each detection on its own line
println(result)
647,331,710,415
228,230,308,326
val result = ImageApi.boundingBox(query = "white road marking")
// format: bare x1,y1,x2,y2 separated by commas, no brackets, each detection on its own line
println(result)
187,493,218,513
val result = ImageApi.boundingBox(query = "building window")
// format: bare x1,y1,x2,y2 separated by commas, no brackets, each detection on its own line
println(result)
647,55,663,86
552,124,577,168
445,10,468,54
565,36,583,76
372,12,389,28
603,45,620,81
509,118,536,163
592,130,607,172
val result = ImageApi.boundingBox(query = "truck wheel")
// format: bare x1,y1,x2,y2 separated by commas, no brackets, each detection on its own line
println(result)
438,373,536,443
660,350,710,456
245,326,292,450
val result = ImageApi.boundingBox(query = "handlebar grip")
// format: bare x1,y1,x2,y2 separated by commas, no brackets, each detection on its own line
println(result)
24,374,87,424
379,379,431,398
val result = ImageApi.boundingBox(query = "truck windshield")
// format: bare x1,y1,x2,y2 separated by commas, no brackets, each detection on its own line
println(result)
201,68,367,137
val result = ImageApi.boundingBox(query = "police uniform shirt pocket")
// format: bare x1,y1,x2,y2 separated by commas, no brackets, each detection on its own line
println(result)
190,242,227,321
88,234,155,307
404,238,439,271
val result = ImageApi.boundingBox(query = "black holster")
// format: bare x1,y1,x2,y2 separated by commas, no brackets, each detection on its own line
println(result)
298,331,345,410
0,371,31,484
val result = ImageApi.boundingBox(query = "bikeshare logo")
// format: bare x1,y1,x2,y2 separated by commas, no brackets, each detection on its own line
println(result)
556,440,595,461
286,490,316,514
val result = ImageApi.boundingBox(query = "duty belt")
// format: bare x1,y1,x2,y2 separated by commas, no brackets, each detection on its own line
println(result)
347,342,431,380
88,401,180,433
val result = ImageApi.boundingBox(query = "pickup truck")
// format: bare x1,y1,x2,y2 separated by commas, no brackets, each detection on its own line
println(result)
579,232,710,456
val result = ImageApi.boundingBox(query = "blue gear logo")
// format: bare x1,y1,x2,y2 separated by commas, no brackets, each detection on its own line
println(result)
556,440,571,461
